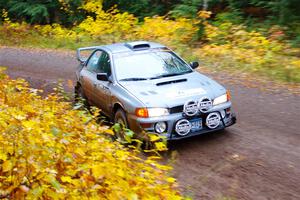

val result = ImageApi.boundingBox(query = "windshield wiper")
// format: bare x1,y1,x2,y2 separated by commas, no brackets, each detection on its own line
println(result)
150,71,191,80
119,77,148,81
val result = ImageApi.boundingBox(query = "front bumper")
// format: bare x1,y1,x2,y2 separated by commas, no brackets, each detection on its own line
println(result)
167,112,236,140
127,101,237,140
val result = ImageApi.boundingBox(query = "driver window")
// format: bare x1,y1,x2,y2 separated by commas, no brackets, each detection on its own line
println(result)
86,50,111,76
86,51,102,72
98,52,111,76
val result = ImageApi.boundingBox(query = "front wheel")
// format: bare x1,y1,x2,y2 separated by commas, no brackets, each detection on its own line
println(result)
114,108,128,128
113,109,129,141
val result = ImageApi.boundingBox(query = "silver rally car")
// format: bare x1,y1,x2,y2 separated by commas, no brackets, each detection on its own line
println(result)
75,41,236,140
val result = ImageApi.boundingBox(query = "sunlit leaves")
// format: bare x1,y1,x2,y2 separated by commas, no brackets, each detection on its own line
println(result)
196,22,300,82
137,16,198,47
80,0,103,13
2,1,298,83
0,70,182,199
78,6,138,41
2,160,12,172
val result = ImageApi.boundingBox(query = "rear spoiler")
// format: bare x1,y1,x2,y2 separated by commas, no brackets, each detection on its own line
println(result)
76,46,98,63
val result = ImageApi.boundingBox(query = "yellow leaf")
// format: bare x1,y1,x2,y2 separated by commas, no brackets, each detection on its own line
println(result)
61,176,73,183
105,129,114,135
155,142,168,151
92,164,103,178
22,120,36,130
0,152,7,161
166,177,176,183
2,160,13,172
75,148,85,156
148,134,160,142
148,156,161,160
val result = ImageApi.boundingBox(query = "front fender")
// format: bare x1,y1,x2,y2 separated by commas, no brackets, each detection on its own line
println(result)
110,83,145,116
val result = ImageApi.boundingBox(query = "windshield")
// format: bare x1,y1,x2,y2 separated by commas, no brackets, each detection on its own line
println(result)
114,49,192,81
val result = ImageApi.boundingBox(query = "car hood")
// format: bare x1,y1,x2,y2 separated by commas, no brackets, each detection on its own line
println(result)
119,72,226,108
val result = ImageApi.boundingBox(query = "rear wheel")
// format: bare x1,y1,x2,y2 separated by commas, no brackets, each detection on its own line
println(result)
74,84,89,107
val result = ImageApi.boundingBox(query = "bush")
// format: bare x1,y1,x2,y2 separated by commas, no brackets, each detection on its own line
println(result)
1,7,299,83
195,21,300,82
0,68,182,199
136,16,197,47
78,7,138,42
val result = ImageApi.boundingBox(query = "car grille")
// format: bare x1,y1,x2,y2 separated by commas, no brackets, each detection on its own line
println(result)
169,105,184,114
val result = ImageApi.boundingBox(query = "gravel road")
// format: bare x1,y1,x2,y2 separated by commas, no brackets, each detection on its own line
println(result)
1,46,299,200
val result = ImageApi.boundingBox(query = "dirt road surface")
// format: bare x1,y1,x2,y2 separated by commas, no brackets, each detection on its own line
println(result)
1,46,300,200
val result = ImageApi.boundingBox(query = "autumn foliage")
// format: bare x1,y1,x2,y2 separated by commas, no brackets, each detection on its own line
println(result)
197,21,300,82
0,69,182,199
1,4,300,83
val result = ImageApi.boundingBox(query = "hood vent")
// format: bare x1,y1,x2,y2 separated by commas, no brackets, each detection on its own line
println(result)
156,78,187,86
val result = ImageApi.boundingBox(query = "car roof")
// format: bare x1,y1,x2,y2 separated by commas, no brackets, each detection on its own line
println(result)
98,41,166,54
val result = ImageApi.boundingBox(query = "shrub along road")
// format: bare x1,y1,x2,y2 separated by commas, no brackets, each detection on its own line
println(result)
1,46,300,200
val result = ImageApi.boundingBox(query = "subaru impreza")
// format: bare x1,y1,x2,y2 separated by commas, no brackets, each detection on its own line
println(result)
75,41,236,140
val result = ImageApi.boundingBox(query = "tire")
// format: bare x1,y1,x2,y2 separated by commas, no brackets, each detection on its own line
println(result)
114,108,128,128
74,84,89,107
113,108,129,141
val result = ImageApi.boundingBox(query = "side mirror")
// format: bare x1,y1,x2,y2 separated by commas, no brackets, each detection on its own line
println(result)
79,59,87,65
97,73,109,81
190,61,199,69
77,56,87,65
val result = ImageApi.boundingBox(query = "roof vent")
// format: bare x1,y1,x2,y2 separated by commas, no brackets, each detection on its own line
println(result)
125,41,150,50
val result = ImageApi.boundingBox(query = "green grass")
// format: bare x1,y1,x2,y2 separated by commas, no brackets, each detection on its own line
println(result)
0,31,92,50
197,54,300,83
1,26,299,84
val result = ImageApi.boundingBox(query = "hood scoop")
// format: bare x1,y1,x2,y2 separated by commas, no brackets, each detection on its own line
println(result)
156,78,187,86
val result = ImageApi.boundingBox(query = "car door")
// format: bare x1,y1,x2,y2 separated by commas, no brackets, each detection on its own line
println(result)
80,50,103,101
92,50,113,116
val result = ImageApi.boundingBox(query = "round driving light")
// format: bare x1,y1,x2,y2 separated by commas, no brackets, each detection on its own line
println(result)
175,119,191,136
198,97,212,113
206,112,221,129
183,100,198,116
154,122,167,133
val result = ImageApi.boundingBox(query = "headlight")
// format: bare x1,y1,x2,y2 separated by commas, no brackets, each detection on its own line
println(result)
148,108,169,117
213,91,230,106
135,108,169,118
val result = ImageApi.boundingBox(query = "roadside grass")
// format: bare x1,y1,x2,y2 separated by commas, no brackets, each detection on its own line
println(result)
0,29,93,50
0,19,299,84
195,48,300,83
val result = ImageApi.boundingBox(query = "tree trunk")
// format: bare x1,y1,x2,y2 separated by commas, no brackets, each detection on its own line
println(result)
203,0,209,10
53,9,60,24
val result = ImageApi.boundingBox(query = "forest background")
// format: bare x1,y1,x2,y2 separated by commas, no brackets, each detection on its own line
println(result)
1,0,300,82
